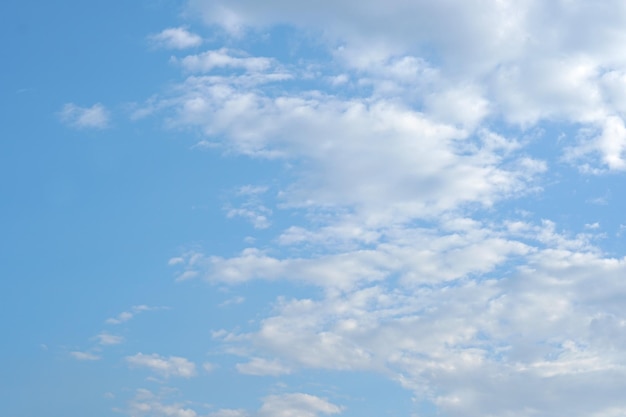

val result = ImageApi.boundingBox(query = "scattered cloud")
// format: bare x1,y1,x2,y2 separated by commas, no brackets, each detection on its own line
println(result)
126,353,197,378
56,1,626,416
70,351,101,361
59,103,110,129
149,27,203,49
176,48,273,73
106,305,166,325
258,393,343,417
124,390,339,417
219,296,245,307
125,389,199,417
235,357,292,376
208,410,250,417
95,332,124,346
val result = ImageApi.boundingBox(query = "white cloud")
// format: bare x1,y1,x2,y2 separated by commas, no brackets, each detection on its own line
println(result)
150,27,203,49
131,2,626,415
126,353,197,378
106,305,166,324
126,389,198,417
95,332,124,346
156,75,542,225
208,410,250,417
185,0,626,171
59,103,110,129
198,217,626,416
258,393,342,417
219,296,245,307
177,48,273,73
70,351,101,361
236,357,292,376
124,390,338,417
226,207,271,229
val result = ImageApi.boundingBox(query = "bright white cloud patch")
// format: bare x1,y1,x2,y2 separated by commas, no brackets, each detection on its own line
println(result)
150,27,203,49
59,103,110,129
186,0,626,171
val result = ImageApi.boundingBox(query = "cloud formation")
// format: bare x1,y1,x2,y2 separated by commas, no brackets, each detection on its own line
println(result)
186,0,626,171
64,1,626,416
136,1,626,416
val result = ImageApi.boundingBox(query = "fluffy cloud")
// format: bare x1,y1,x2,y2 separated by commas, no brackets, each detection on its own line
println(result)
149,27,203,49
126,353,197,378
148,72,543,226
59,103,110,129
185,0,626,171
212,244,626,416
130,1,626,416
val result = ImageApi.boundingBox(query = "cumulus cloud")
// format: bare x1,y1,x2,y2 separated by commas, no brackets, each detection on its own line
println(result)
59,103,110,129
126,353,197,378
149,27,203,49
201,217,626,417
127,1,626,416
185,0,626,171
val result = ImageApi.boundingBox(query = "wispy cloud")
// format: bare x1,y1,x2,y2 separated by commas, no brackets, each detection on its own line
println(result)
70,351,101,361
126,353,197,378
235,357,291,376
106,305,166,325
124,389,340,417
59,103,110,129
95,332,124,346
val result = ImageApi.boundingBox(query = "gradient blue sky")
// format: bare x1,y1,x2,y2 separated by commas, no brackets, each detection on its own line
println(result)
2,1,626,416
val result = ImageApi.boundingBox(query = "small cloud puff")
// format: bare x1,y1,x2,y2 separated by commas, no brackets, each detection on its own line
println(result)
59,103,110,129
149,27,203,49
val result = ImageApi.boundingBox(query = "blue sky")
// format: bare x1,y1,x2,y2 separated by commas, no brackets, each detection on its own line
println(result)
2,1,626,416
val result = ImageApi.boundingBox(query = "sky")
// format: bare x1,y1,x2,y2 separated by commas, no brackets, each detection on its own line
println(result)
2,1,626,416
